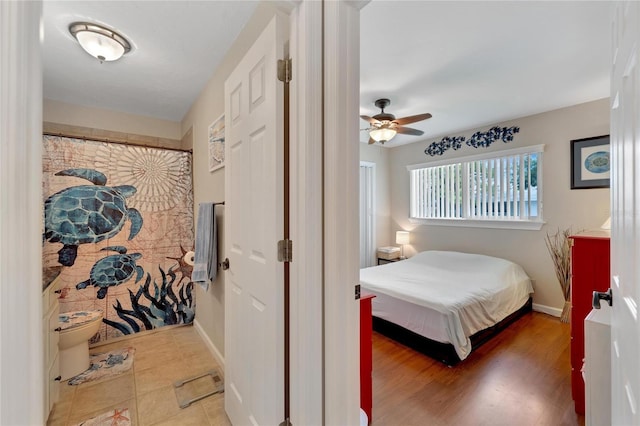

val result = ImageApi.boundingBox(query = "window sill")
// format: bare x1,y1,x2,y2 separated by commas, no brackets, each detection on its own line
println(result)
409,217,545,231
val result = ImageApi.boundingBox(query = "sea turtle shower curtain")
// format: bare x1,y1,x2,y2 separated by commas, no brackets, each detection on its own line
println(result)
43,135,195,343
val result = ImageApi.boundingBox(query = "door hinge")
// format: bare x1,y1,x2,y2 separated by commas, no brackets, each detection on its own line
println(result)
278,239,293,262
277,58,292,83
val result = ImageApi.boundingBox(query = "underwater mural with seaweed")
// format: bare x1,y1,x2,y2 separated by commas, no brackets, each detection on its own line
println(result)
103,266,195,335
43,135,194,342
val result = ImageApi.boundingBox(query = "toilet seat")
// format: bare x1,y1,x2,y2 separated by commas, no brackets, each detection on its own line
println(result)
59,310,102,331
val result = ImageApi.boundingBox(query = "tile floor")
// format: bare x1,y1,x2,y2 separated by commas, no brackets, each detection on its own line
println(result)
47,325,230,426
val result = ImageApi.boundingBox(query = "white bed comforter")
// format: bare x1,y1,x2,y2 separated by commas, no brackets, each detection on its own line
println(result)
360,250,533,360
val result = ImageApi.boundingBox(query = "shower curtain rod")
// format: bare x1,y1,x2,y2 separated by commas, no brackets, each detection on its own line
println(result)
43,131,193,153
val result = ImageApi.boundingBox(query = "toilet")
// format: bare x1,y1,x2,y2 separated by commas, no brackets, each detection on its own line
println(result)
58,310,103,380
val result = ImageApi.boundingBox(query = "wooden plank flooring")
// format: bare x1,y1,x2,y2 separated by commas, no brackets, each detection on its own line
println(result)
371,312,585,426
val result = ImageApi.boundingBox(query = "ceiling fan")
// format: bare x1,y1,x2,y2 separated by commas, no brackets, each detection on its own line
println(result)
360,98,432,144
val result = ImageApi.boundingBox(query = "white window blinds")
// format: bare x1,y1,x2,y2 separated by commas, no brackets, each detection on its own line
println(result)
408,145,544,224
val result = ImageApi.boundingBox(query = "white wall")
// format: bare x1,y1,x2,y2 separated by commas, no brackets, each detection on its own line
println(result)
180,2,280,359
43,99,182,141
387,98,610,311
359,143,391,249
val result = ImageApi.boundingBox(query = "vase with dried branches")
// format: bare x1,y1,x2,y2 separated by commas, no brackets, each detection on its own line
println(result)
545,228,572,323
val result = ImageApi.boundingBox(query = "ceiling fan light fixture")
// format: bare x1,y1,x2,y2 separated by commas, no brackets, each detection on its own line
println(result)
369,127,397,143
69,22,131,63
362,98,431,144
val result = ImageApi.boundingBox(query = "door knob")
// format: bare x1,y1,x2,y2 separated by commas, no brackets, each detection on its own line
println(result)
220,258,230,270
593,288,613,309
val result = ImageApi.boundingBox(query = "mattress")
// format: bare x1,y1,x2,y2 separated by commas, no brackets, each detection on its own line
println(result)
359,250,533,360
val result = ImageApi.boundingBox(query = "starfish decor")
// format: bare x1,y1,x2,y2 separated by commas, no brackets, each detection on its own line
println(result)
106,408,130,425
167,245,194,285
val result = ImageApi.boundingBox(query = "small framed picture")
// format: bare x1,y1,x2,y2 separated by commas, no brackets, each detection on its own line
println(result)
570,135,610,189
208,114,225,172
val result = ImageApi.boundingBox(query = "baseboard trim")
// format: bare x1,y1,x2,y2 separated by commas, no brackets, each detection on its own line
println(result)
532,303,562,318
194,320,225,369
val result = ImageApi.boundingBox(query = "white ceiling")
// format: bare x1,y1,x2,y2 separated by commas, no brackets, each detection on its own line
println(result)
43,1,612,145
360,1,611,146
43,1,259,122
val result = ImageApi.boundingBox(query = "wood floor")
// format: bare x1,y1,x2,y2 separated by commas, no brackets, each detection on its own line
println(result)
371,312,585,426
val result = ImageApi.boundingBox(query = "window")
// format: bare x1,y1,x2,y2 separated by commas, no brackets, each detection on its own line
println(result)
407,145,544,230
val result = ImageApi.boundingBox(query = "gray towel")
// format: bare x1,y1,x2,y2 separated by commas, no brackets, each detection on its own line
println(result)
192,202,217,291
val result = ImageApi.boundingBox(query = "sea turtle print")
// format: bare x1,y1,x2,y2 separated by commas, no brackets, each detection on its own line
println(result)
44,168,143,266
77,246,144,299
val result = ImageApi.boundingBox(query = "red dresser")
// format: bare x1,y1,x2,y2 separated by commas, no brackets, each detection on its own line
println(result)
360,294,375,424
569,232,610,414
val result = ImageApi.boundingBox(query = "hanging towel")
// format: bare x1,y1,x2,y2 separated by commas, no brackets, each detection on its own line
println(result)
192,202,218,291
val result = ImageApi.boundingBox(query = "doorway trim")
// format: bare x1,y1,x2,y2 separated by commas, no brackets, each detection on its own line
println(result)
360,161,377,268
289,1,324,424
322,1,369,424
0,1,44,424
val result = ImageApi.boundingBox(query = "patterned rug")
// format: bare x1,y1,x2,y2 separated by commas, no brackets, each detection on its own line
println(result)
68,347,135,386
74,408,131,426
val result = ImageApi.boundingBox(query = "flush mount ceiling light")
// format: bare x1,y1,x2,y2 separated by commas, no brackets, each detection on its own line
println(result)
69,22,131,63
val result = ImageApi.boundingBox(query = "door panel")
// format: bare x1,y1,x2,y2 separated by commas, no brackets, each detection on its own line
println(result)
224,14,286,426
611,2,640,425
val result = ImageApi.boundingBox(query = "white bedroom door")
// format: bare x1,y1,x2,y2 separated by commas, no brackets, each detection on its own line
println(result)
224,14,287,426
610,2,640,425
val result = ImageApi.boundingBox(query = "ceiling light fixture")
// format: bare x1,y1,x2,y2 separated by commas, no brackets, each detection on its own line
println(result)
369,122,397,144
69,22,131,63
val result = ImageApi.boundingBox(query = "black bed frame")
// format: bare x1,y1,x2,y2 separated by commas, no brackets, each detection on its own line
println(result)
372,297,533,366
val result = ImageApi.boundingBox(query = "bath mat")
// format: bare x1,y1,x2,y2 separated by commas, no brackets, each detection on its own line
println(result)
74,408,131,426
174,368,224,408
68,347,135,386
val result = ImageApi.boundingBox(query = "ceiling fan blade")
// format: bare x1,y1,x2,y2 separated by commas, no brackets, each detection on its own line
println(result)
368,137,376,144
394,113,432,126
360,115,380,124
395,126,424,136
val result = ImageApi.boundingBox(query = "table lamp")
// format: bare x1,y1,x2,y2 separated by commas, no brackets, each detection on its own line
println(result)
396,231,410,259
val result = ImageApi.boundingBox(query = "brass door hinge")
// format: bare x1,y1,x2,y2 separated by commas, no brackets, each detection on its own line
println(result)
277,58,292,83
278,239,293,262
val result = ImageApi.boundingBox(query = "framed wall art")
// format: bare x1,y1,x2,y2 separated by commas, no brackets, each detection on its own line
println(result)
570,135,610,189
208,114,225,172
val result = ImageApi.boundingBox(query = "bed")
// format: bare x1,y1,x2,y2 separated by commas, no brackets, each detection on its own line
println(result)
360,250,533,365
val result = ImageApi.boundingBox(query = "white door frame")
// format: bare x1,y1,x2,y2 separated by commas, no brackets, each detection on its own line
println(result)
322,1,368,424
288,1,324,423
290,0,367,424
0,1,44,424
360,161,376,268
